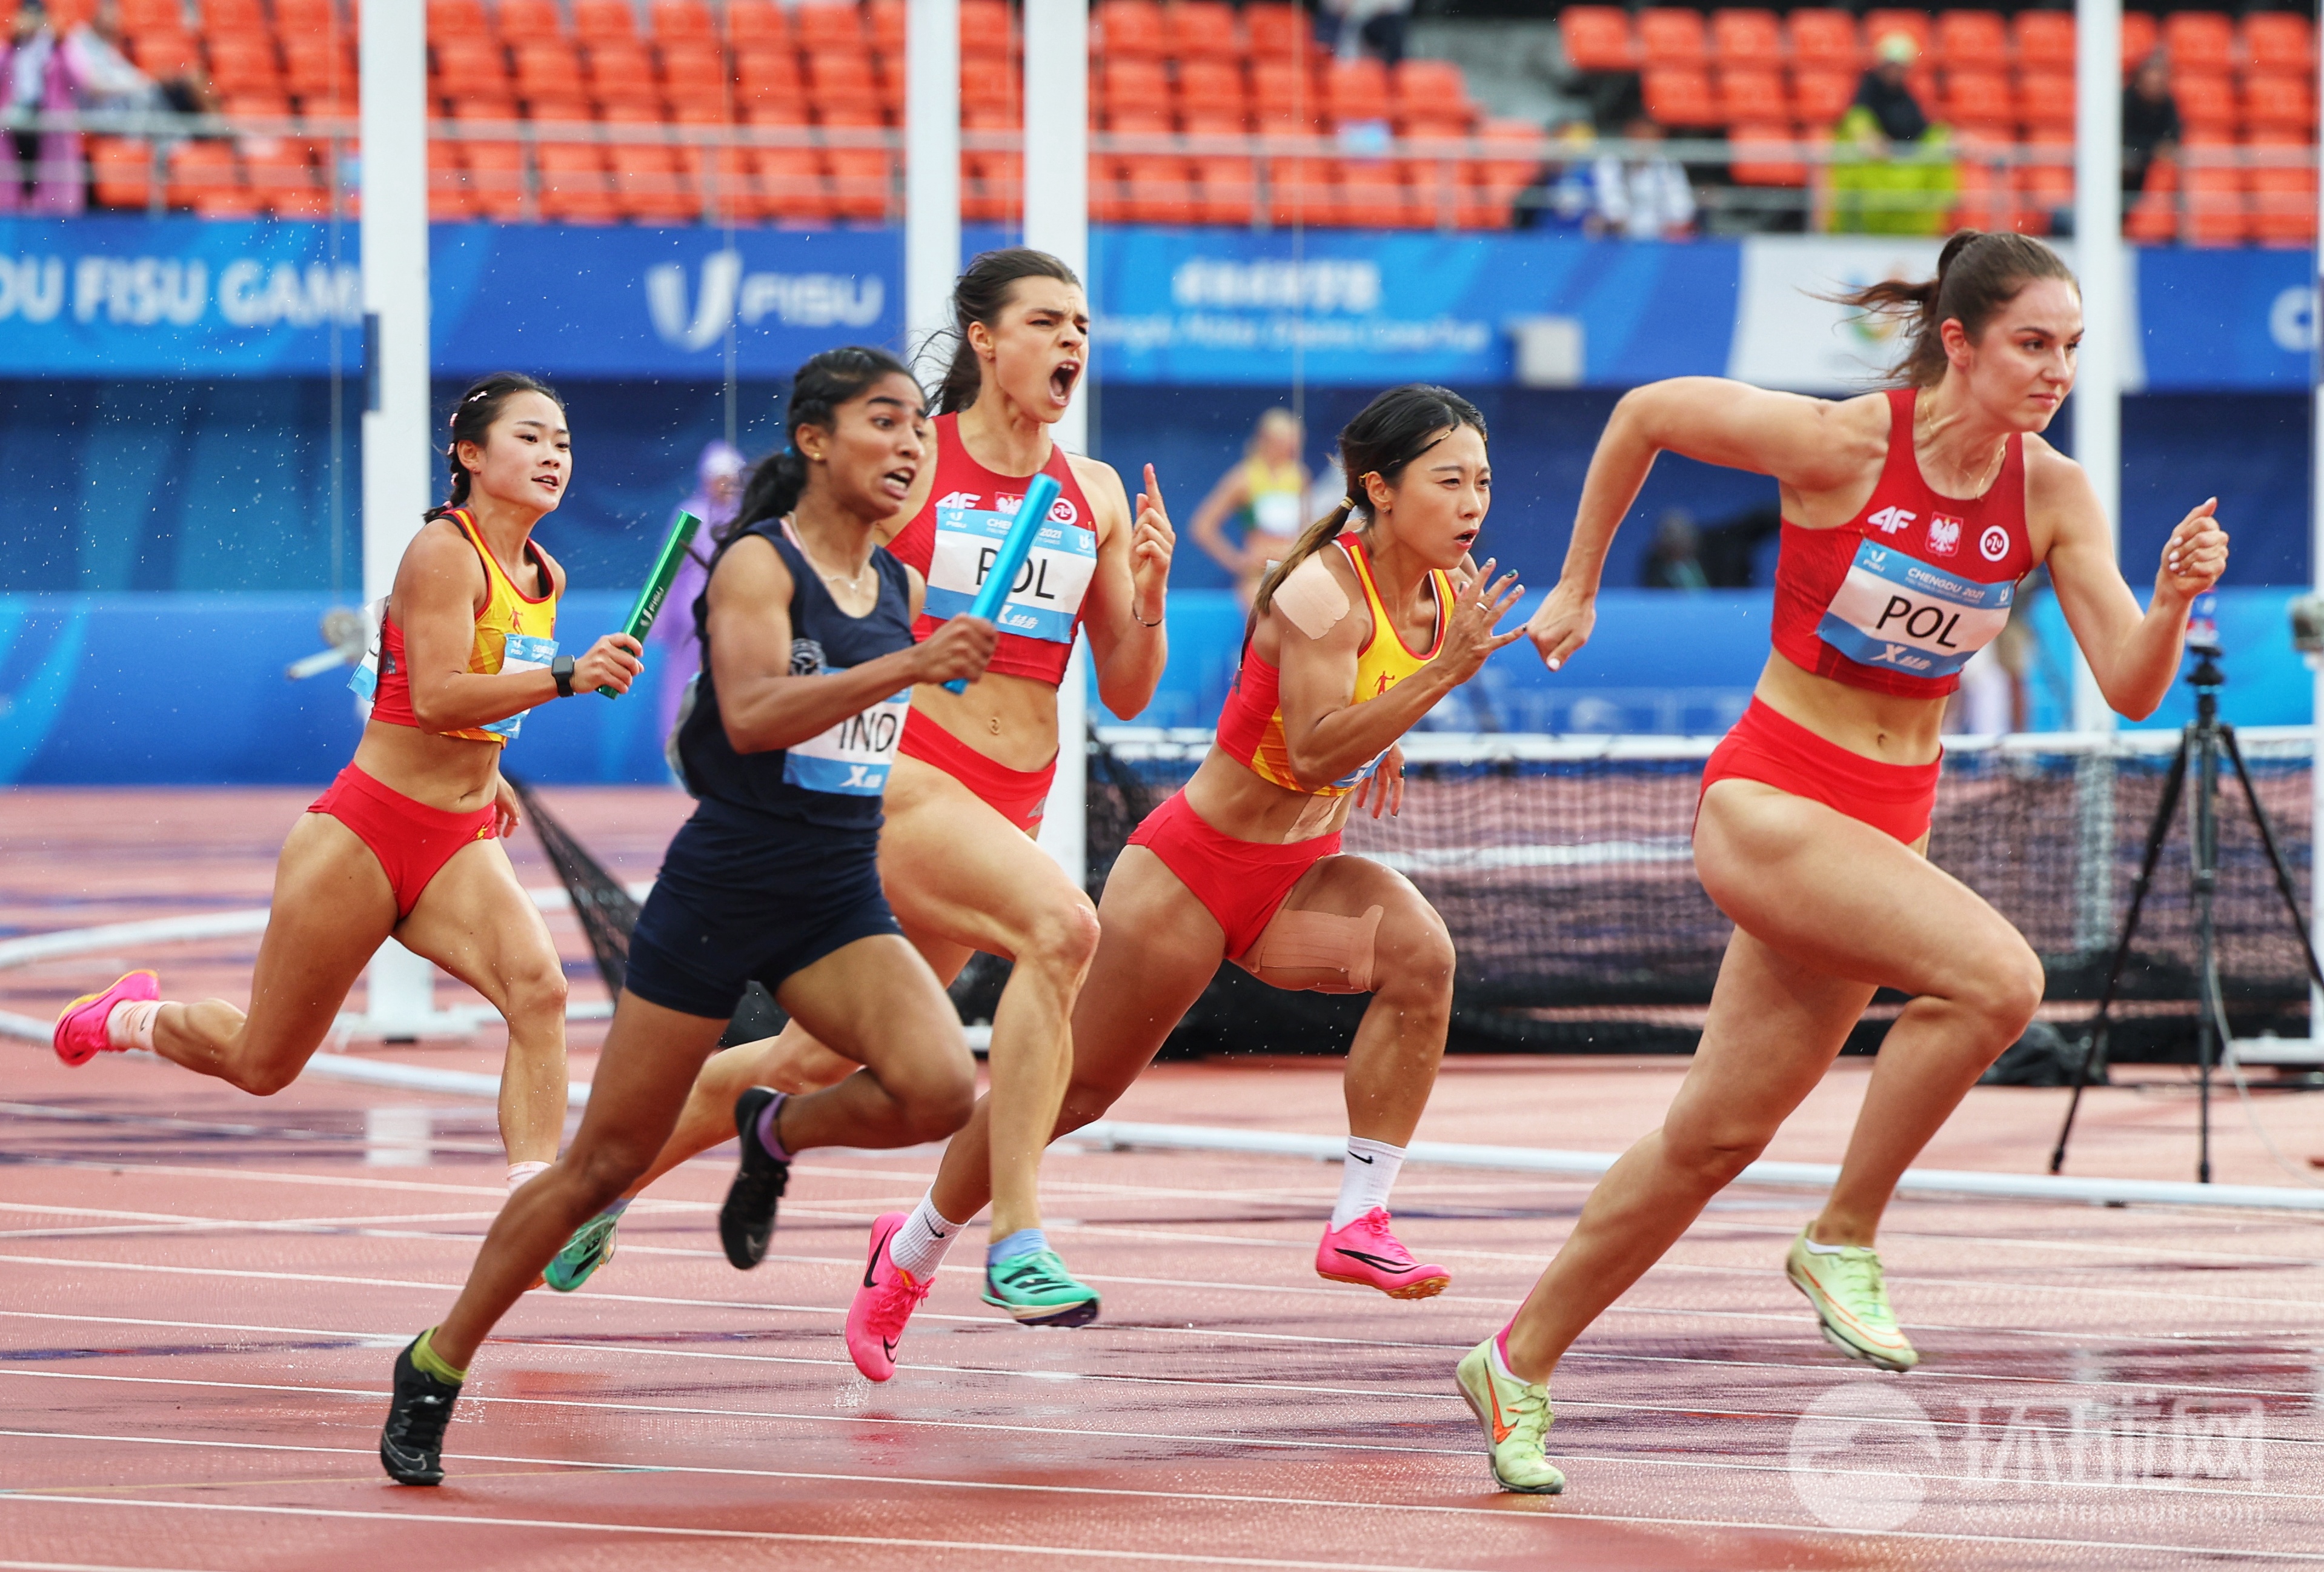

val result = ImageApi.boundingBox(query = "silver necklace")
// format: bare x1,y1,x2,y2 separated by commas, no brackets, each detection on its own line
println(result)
785,517,874,595
1917,411,2005,496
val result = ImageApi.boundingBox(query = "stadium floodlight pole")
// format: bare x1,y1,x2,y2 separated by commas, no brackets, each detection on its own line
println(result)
350,0,455,1041
905,0,961,366
2070,0,2123,737
1023,0,1091,886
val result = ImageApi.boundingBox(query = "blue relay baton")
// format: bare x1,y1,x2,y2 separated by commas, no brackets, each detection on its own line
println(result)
943,471,1061,695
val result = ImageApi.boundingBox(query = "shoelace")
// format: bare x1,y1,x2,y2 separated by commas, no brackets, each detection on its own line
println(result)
391,1387,453,1453
1830,1250,1894,1324
867,1271,933,1336
1346,1211,1412,1263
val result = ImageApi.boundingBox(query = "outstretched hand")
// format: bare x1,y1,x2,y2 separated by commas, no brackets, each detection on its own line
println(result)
1352,741,1405,820
1439,559,1527,685
1129,463,1176,624
1526,579,1596,672
2158,498,2229,601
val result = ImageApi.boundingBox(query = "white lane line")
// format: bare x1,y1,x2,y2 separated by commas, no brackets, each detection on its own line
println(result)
7,1482,2320,1565
0,1560,227,1572
7,1424,2316,1519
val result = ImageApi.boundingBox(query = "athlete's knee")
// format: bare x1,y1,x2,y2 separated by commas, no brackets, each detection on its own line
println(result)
1953,941,2045,1043
225,1056,304,1097
1055,1072,1130,1136
895,1055,977,1143
1660,1110,1776,1188
1018,895,1102,978
500,953,569,1024
569,1139,652,1209
1376,910,1455,1004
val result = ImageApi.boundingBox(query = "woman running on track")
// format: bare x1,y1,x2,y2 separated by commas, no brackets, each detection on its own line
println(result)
545,248,1175,1333
52,373,643,1190
379,346,999,1486
838,384,1527,1380
1455,231,2230,1496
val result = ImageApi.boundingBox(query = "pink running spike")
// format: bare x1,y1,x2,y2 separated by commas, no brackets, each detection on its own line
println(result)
52,971,158,1067
1315,1207,1450,1299
846,1211,935,1382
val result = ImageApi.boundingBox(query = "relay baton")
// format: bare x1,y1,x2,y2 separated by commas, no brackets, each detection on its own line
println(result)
943,472,1061,695
599,509,703,697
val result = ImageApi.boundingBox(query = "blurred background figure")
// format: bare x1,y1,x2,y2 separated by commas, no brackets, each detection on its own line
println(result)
1190,408,1313,608
1640,509,1707,589
65,1,215,117
1850,33,1931,150
1567,113,1695,240
654,439,746,754
2123,53,2182,197
1,4,84,216
1831,32,1953,234
1949,582,2039,735
1313,0,1412,67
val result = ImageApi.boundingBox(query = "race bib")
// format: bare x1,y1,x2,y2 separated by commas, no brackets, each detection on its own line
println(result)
921,500,1098,644
1818,540,2011,681
480,633,558,741
784,680,911,795
347,595,388,714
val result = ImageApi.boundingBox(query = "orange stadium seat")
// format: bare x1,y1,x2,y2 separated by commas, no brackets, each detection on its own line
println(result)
806,49,883,116
866,1,905,53
586,42,662,109
116,0,178,28
1638,8,1708,68
2174,71,2237,137
2243,14,2314,76
1935,10,2007,71
1729,122,1805,187
284,38,357,100
246,140,324,215
1249,60,1323,129
1860,10,1932,62
2121,12,2158,69
90,138,154,210
1094,0,1165,57
2162,12,2234,75
1642,66,1716,127
735,45,803,103
2013,12,2074,71
130,28,199,77
659,40,727,100
575,0,636,43
1180,107,1244,136
962,57,1021,112
2014,70,2074,134
727,1,789,48
537,141,616,222
204,0,268,32
2248,164,2316,245
1099,56,1170,116
1710,9,1782,69
1187,154,1251,224
1342,158,1422,228
826,147,895,218
436,35,513,92
1393,59,1472,122
650,0,717,42
2184,158,2248,246
429,139,477,219
752,146,831,218
2243,73,2313,136
1176,57,1247,120
1787,9,1861,72
610,143,696,222
794,4,866,51
511,40,585,100
1323,57,1390,121
1243,4,1317,62
1941,68,2011,130
497,0,568,38
205,35,282,96
460,139,531,220
1791,67,1855,127
2126,154,2179,242
167,141,250,215
961,0,1012,56
430,0,492,37
1267,154,1343,226
1559,7,1636,73
1119,153,1200,224
1170,2,1241,62
1716,66,1786,124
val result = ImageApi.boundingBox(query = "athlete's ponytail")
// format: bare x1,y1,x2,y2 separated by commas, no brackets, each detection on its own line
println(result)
1250,384,1487,635
719,344,918,549
428,371,565,523
1828,229,2079,388
929,247,1083,416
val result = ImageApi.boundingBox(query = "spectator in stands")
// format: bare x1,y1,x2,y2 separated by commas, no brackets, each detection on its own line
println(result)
1849,33,1931,151
1313,0,1412,68
1566,114,1696,240
65,2,214,118
0,5,84,216
654,439,746,764
1641,511,1708,591
1831,34,1951,235
2122,54,2182,196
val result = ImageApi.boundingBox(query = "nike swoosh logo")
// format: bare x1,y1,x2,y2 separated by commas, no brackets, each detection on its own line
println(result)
1349,1152,1375,1163
1333,1247,1417,1274
1487,1378,1515,1444
883,1336,898,1359
930,1225,948,1238
865,1221,901,1288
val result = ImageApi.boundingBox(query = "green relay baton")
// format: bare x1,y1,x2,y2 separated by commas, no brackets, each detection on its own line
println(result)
600,508,704,697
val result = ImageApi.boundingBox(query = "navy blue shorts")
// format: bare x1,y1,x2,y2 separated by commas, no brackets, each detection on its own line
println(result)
623,799,901,1021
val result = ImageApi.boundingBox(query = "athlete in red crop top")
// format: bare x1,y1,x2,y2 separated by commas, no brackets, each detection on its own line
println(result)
1456,233,2230,1497
560,252,1177,1342
53,376,643,1197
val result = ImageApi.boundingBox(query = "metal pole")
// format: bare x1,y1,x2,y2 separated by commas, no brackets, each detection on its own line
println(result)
1023,0,1090,884
355,3,451,1038
2310,20,2324,1043
906,0,961,366
2071,0,2123,735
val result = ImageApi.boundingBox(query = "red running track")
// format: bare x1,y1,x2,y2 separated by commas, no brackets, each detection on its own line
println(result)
2,788,2322,1568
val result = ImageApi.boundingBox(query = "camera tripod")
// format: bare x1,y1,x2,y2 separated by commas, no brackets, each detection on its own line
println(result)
2049,649,2324,1182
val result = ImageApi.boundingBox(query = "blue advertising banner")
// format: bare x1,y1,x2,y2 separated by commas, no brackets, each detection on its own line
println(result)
0,216,2308,391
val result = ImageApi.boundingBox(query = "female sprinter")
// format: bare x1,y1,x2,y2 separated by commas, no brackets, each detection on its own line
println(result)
52,373,643,1192
838,384,1527,1381
1458,231,2230,1496
543,248,1175,1333
1189,406,1312,606
377,346,998,1486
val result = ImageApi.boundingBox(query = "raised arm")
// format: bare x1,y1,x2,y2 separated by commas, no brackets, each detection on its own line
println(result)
1074,455,1175,720
709,537,994,754
1526,377,1877,668
2034,442,2228,721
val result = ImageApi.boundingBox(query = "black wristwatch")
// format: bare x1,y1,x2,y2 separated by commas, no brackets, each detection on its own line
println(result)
551,654,576,698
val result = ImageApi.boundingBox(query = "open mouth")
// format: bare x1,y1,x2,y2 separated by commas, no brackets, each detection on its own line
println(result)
1453,529,1479,550
534,473,563,493
880,464,917,500
1050,359,1081,403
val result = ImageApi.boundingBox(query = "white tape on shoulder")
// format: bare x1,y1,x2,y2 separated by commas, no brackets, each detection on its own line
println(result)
1273,552,1350,640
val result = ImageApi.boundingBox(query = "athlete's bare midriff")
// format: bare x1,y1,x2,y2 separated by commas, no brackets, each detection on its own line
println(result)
1182,749,1352,846
349,722,505,814
1752,650,1947,767
905,669,1064,773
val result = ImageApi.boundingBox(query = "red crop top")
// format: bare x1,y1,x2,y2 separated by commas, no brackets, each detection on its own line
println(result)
886,413,1102,688
1768,387,2036,700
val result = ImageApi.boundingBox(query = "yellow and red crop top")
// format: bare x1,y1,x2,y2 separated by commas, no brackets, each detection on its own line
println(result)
1213,534,1450,797
356,508,561,746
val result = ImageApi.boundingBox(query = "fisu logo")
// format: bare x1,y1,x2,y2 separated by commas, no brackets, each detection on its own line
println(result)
647,253,886,350
1927,515,1962,556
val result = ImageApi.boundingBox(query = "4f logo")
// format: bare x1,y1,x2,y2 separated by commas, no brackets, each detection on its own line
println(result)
1868,506,1916,535
933,491,981,509
1927,515,1962,556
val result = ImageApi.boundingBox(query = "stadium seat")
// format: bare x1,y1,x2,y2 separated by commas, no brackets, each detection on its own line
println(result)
2174,72,2237,138
2126,157,2179,242
1250,60,1323,130
1170,2,1240,62
2242,14,2314,76
869,2,906,53
222,90,294,119
1093,0,1164,58
961,0,1012,56
752,145,831,218
430,0,492,36
2121,12,2157,70
817,100,885,129
116,0,179,28
1186,154,1251,224
826,147,894,218
574,0,634,44
246,139,324,214
610,144,696,222
1934,10,2007,71
1791,67,1855,127
1099,56,1170,117
2013,12,2074,72
1715,66,1785,125
1950,130,2013,231
429,140,478,221
511,41,585,101
1267,154,1342,226
206,35,283,96
2162,12,2234,76
736,45,804,105
806,49,883,117
659,40,727,101
167,140,250,215
1118,152,1200,224
650,0,718,42
204,0,268,32
1638,8,1708,69
2014,70,2074,134
1859,10,1931,63
2248,164,2315,246
130,28,199,78
2183,159,2248,246
726,1,789,48
1339,158,1421,228
1710,9,1782,70
1181,107,1244,137
794,3,866,51
963,147,1020,219
537,141,617,222
1467,119,1542,228
586,42,662,110
1642,66,1716,128
284,38,357,101
435,35,512,93
962,58,1021,113
1728,121,1805,186
2243,74,2312,136
90,137,155,210
1787,9,1861,72
1176,58,1246,121
1243,4,1316,62
1323,56,1390,122
2014,134,2072,232
1392,59,1472,125
1559,6,1636,73
461,139,531,220
1940,68,2011,131
496,0,566,36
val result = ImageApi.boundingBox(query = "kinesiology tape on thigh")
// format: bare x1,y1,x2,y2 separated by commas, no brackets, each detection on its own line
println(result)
1272,551,1351,640
1250,904,1384,991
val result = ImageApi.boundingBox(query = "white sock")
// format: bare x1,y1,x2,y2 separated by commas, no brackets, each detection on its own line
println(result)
1487,1334,1517,1382
1802,1234,1845,1255
506,1161,551,1193
1332,1137,1406,1229
106,999,163,1052
887,1192,966,1281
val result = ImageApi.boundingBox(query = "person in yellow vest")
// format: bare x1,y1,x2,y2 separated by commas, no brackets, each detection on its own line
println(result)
1191,406,1313,607
51,372,644,1195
